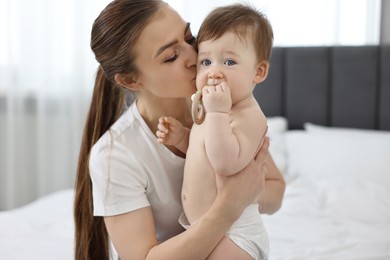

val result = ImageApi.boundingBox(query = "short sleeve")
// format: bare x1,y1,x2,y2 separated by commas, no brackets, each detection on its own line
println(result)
90,133,150,216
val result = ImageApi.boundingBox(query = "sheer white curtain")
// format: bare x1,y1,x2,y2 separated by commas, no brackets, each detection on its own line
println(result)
0,0,382,210
0,0,111,209
168,0,382,46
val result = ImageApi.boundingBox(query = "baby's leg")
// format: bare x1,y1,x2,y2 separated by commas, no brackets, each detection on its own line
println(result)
207,236,254,260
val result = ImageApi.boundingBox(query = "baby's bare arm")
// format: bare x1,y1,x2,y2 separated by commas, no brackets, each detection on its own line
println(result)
202,83,266,176
156,116,190,154
205,112,265,176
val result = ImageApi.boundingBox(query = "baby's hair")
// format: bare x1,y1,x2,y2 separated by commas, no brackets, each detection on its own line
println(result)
197,3,273,62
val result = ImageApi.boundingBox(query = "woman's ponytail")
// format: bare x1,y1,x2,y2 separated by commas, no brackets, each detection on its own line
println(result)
74,66,124,260
74,1,161,259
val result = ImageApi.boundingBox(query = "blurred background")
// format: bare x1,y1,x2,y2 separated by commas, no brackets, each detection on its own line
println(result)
0,0,389,210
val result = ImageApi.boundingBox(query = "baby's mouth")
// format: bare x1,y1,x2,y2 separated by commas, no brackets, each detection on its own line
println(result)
207,79,223,86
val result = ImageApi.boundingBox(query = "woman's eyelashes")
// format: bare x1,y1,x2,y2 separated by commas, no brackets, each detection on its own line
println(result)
164,49,179,63
165,54,178,63
163,35,196,63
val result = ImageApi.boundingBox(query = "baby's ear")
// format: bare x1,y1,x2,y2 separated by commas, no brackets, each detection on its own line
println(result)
114,73,142,91
254,61,269,84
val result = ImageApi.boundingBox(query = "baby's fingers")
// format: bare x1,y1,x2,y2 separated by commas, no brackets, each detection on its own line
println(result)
164,116,180,127
217,82,230,93
156,130,166,144
157,121,169,134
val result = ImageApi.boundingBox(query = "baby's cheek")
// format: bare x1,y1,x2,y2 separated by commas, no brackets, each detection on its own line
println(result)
195,72,206,90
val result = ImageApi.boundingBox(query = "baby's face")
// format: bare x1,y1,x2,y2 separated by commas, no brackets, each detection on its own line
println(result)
196,31,260,103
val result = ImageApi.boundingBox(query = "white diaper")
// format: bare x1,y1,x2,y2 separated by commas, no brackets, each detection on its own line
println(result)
227,204,269,259
179,204,269,259
178,211,192,229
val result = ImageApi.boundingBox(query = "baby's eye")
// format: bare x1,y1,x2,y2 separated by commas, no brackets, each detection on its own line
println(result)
200,59,211,66
224,59,236,66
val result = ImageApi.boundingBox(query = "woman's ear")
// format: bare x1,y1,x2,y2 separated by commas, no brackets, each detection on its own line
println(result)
254,61,269,84
114,73,142,91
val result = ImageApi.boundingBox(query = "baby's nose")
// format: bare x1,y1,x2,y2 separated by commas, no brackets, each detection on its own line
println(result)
208,71,224,79
207,71,224,86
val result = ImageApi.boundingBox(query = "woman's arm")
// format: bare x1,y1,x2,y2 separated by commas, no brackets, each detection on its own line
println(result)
105,198,235,260
257,152,286,214
105,138,271,260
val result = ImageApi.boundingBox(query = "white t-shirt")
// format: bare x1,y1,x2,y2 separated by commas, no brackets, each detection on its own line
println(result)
90,101,185,242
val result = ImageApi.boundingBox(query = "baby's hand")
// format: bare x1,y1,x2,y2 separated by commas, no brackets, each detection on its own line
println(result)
202,82,232,113
156,116,185,145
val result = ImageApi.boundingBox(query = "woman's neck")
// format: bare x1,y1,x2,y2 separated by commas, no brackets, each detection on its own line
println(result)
136,96,192,134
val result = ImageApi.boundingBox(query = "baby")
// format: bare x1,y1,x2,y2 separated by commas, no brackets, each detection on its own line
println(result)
156,3,273,259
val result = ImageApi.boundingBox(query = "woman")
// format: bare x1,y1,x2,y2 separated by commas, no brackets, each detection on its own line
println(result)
74,0,285,259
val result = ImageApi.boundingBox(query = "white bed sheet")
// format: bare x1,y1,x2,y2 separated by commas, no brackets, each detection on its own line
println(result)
0,189,74,260
263,174,390,260
4,178,389,260
1,124,390,260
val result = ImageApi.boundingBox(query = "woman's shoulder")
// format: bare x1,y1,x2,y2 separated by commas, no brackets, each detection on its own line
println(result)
90,106,138,160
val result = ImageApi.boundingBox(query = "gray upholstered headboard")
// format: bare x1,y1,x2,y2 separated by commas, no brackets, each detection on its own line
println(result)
254,45,390,130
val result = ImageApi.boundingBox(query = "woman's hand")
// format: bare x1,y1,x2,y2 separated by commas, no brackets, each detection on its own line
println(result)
214,136,270,221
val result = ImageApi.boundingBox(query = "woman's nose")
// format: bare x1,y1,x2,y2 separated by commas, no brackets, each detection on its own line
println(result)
185,44,197,68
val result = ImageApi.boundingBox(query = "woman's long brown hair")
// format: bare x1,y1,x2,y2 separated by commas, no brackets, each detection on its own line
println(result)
74,1,161,259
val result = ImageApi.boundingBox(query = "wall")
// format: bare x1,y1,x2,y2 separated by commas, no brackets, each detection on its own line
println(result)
381,0,390,44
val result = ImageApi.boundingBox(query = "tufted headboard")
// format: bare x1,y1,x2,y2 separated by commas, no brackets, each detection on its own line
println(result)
254,45,390,130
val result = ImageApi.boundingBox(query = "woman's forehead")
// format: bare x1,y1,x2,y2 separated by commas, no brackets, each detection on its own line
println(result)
135,4,187,58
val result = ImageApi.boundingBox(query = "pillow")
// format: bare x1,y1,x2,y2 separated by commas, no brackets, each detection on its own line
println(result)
285,126,390,183
304,122,385,135
266,117,288,175
267,116,288,135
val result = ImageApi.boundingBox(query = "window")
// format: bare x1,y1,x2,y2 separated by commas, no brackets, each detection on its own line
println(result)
167,0,382,46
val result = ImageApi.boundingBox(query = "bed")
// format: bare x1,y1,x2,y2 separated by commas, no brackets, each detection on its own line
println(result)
259,45,390,259
1,45,389,259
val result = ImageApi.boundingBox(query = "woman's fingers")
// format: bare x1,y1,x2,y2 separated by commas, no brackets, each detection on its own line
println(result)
255,136,270,162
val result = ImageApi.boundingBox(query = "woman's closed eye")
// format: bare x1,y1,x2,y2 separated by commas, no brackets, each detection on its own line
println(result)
165,54,178,63
164,49,179,63
164,35,194,63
